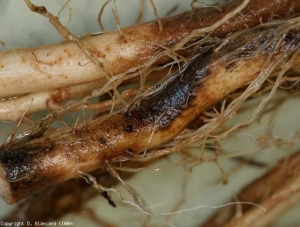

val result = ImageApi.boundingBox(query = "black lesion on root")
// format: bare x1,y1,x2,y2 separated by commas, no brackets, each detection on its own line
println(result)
123,35,244,130
0,142,55,181
123,24,297,132
99,137,107,145
124,125,133,132
285,33,292,42
0,141,66,203
124,45,215,131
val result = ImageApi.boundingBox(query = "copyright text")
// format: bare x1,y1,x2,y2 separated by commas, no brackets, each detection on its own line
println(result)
0,221,75,226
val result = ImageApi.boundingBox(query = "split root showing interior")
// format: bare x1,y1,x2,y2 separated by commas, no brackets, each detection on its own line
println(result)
1,0,300,123
0,17,300,205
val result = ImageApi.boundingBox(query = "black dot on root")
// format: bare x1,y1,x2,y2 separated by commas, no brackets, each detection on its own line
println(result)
285,33,292,42
124,125,133,132
99,137,107,145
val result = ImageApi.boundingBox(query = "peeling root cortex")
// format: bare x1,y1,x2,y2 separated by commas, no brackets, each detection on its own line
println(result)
1,21,300,204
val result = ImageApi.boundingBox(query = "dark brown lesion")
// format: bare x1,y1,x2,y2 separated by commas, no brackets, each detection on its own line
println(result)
0,21,294,204
1,0,300,208
0,142,55,182
123,24,277,132
0,43,215,201
124,45,215,131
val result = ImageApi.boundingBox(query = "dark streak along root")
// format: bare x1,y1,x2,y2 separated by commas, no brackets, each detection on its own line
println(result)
1,22,300,204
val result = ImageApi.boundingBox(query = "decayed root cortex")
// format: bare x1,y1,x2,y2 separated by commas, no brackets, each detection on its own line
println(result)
1,9,300,205
1,0,300,121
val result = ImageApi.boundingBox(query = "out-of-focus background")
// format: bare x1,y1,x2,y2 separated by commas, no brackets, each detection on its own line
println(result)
0,1,300,226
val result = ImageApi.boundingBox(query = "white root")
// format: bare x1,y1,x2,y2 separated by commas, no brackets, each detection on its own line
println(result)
0,3,191,99
0,67,169,122
0,32,124,98
0,80,105,121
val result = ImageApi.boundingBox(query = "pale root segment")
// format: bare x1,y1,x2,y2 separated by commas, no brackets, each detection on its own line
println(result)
0,80,106,121
0,69,167,122
0,24,299,204
0,0,299,98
